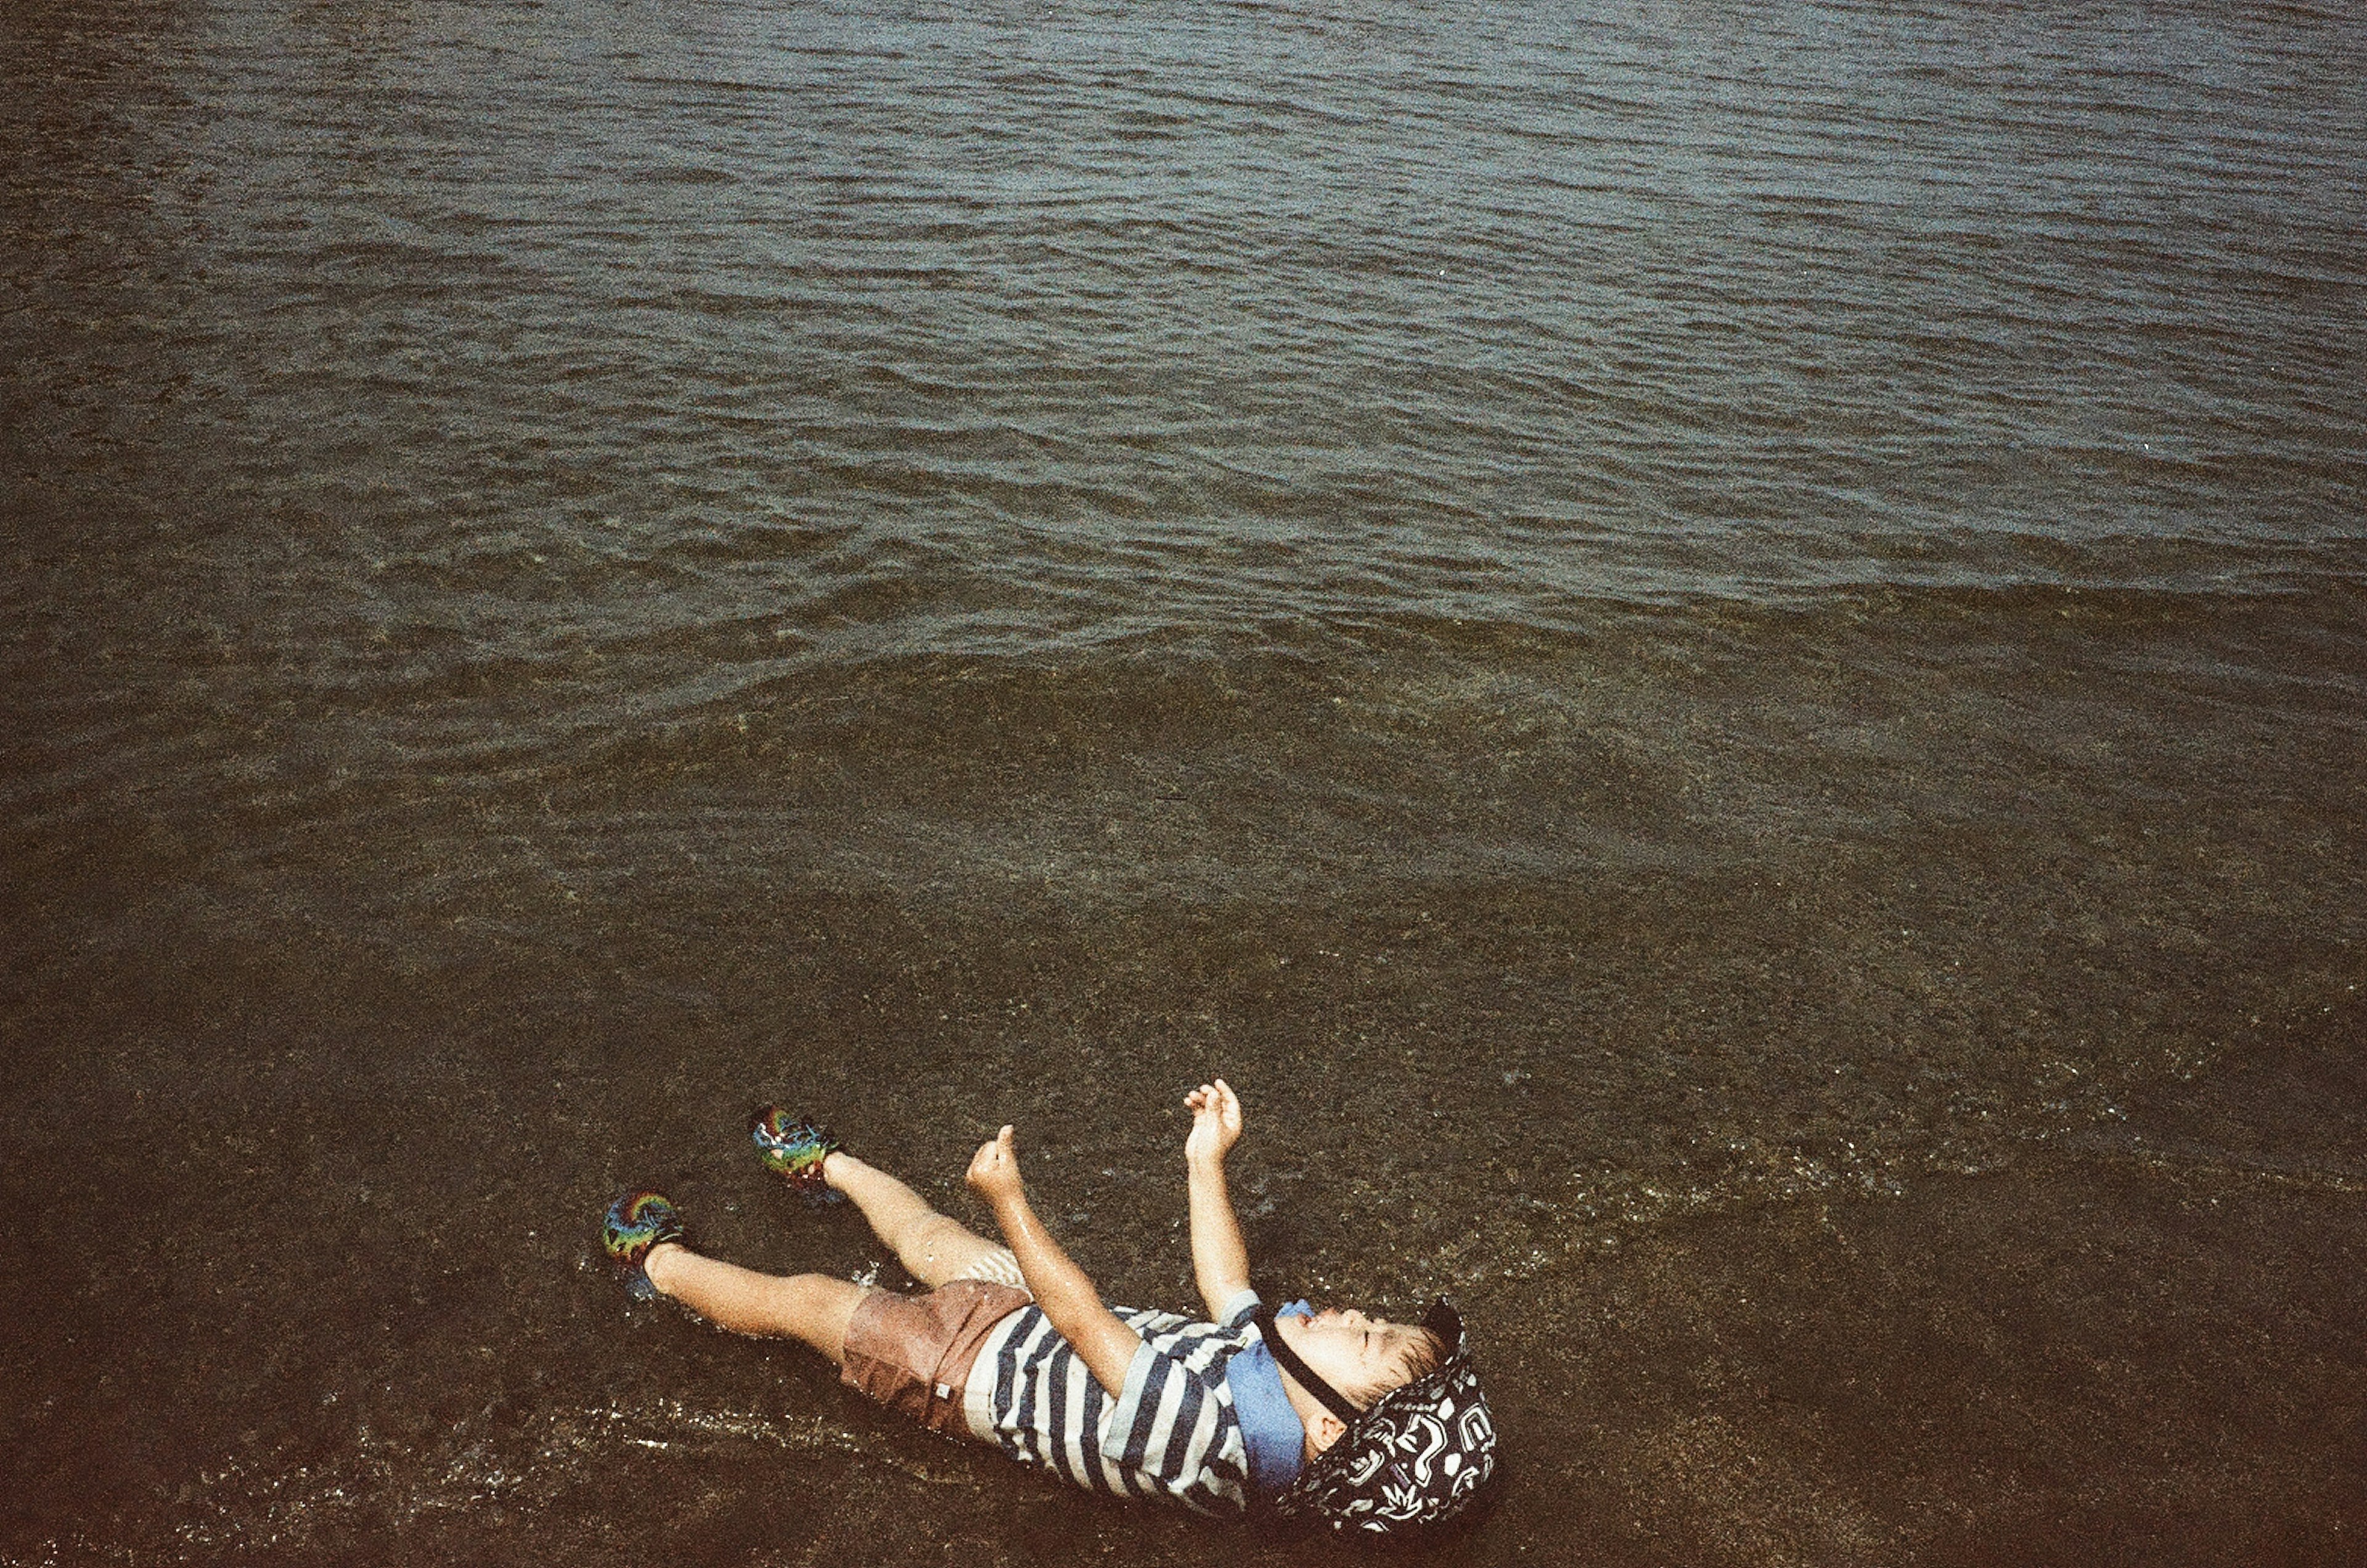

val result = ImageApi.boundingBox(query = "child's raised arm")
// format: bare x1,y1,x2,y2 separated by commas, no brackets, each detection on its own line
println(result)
1183,1080,1249,1319
966,1125,1145,1398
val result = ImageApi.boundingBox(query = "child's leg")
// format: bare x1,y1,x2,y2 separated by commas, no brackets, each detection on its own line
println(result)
643,1244,866,1364
822,1151,1012,1290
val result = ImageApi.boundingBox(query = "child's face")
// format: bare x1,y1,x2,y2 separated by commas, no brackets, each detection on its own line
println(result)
1282,1305,1433,1405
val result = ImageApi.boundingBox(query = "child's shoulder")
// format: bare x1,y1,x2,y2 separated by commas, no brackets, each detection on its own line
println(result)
1115,1302,1260,1347
1115,1303,1212,1334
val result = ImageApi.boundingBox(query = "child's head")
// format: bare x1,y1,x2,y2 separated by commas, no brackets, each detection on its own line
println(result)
1281,1306,1447,1421
1268,1297,1498,1540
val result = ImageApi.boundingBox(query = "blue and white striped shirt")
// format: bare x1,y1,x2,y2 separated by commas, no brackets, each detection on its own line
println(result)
964,1288,1267,1516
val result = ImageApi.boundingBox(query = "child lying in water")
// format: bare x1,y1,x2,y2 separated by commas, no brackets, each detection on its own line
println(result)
600,1080,1497,1538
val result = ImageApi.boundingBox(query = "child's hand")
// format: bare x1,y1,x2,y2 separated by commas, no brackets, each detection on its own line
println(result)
1183,1079,1243,1166
966,1124,1025,1207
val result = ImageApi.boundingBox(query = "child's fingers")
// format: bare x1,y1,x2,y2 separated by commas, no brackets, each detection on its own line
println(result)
967,1127,1020,1191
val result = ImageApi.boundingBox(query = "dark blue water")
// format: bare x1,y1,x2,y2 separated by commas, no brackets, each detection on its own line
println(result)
4,1,2363,1562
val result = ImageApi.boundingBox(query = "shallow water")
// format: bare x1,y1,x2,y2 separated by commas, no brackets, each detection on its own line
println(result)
4,0,2364,1563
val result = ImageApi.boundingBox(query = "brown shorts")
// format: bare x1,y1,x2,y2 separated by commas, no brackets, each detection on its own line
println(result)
840,1279,1033,1438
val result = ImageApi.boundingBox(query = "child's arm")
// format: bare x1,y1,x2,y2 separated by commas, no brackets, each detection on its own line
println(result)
1184,1079,1249,1320
967,1125,1145,1399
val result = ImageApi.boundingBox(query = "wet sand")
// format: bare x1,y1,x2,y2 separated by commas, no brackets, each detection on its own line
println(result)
22,1120,2360,1567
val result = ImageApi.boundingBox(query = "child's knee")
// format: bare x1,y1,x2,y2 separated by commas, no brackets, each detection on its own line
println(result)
901,1211,969,1257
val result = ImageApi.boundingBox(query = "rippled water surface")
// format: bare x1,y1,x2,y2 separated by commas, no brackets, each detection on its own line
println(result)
4,1,2364,1563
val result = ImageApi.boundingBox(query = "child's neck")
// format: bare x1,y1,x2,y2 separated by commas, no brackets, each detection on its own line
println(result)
1269,1315,1346,1458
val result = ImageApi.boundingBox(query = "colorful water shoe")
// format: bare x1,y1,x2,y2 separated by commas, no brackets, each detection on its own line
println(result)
750,1107,844,1200
602,1190,687,1301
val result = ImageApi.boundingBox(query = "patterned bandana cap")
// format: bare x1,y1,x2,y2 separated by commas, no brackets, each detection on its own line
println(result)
1270,1297,1498,1537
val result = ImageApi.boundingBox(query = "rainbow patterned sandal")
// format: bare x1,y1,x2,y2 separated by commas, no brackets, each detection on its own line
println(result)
750,1107,844,1202
602,1190,687,1301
